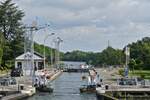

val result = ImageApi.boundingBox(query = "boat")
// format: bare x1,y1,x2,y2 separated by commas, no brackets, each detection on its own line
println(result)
36,85,53,93
80,85,96,93
34,72,54,93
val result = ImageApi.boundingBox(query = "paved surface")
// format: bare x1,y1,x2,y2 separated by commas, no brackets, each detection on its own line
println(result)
96,67,122,85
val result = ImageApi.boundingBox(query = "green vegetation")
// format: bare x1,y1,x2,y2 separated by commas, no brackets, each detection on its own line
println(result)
0,0,24,70
34,43,62,64
62,47,125,66
94,47,125,66
129,70,150,79
128,37,150,70
0,33,4,66
118,68,124,76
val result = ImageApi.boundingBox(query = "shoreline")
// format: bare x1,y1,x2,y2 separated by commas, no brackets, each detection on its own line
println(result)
49,70,63,81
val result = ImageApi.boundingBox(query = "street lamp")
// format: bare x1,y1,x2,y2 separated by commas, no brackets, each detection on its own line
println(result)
51,40,55,68
54,37,63,69
44,33,55,69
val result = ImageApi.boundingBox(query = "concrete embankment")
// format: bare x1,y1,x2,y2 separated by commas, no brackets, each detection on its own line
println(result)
49,70,63,81
96,92,118,100
1,84,36,100
95,68,150,100
96,86,150,100
1,70,63,100
2,93,30,100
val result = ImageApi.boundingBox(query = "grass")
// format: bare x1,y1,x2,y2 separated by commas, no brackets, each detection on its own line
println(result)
0,69,10,76
129,70,150,79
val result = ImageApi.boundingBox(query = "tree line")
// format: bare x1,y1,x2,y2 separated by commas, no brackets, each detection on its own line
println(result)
62,47,125,66
63,37,150,70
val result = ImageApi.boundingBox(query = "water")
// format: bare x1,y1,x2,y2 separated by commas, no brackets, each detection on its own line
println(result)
27,72,97,100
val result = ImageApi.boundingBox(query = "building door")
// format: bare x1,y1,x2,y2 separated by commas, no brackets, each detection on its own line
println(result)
17,62,22,69
38,62,44,70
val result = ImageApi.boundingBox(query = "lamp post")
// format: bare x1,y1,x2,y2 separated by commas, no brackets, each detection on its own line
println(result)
44,33,55,69
54,37,63,69
51,40,55,67
124,46,130,78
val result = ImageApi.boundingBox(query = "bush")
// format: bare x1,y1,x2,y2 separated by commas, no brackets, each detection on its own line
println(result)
118,69,124,76
140,74,145,79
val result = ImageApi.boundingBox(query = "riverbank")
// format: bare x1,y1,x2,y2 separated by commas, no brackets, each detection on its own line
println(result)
129,70,150,79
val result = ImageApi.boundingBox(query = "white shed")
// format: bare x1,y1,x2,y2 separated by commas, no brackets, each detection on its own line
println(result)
15,52,44,75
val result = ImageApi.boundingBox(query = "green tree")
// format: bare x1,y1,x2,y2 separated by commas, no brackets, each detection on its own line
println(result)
62,47,125,66
128,59,136,72
0,0,24,68
0,33,4,66
0,0,24,40
99,47,124,66
128,37,150,70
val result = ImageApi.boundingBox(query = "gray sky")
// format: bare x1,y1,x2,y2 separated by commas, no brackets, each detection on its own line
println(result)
13,0,150,52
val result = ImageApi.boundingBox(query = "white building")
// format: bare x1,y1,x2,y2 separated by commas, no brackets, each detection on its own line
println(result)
15,52,44,76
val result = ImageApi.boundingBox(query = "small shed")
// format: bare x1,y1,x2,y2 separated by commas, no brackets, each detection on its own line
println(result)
15,52,44,75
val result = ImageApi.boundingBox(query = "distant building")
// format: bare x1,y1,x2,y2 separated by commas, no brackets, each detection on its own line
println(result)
15,52,44,75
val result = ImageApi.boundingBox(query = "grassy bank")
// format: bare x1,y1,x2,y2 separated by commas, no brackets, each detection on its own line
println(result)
0,69,10,76
129,70,150,79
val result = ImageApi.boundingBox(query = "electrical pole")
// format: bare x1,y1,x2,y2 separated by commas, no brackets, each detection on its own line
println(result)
51,40,55,68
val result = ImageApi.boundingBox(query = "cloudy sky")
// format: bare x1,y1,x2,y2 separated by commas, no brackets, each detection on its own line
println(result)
12,0,150,52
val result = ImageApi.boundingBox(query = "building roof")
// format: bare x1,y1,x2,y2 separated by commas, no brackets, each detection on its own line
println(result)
16,52,44,60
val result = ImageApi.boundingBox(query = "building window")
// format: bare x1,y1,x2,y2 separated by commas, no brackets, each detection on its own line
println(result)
17,62,22,69
34,62,37,71
38,62,44,70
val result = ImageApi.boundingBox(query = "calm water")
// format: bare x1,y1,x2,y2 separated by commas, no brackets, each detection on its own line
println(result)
27,72,97,100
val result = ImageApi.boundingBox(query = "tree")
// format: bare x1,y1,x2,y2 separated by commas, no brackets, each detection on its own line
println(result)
128,59,136,73
0,0,24,40
98,47,124,66
0,0,24,67
128,37,150,70
0,33,4,66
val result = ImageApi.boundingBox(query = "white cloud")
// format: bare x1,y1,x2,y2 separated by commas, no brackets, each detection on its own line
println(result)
11,0,150,52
